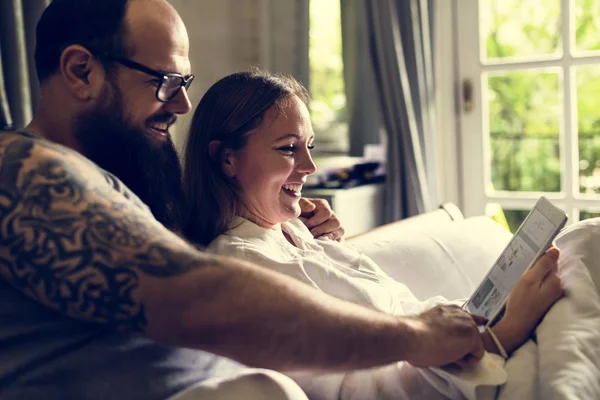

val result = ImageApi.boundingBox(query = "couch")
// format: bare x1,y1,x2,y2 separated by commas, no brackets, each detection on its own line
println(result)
348,203,512,301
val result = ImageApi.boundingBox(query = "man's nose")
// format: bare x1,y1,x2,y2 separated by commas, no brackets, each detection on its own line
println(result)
164,87,192,115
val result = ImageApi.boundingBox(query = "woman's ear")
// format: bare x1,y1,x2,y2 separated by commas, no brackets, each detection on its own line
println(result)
222,148,237,178
209,140,237,178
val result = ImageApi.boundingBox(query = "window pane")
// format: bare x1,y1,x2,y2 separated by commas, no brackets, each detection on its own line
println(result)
576,66,600,194
309,0,348,153
580,210,600,220
487,70,561,192
504,209,531,233
480,0,561,62
573,0,600,54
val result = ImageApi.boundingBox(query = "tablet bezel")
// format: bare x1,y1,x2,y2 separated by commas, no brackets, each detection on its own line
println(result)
463,196,567,328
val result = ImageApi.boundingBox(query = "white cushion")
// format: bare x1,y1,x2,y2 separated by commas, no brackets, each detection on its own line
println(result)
349,216,512,301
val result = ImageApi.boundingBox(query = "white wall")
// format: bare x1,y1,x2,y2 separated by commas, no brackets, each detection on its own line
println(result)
168,0,260,152
167,0,306,153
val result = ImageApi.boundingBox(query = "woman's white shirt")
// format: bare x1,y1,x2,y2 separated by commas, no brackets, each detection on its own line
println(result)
207,217,448,316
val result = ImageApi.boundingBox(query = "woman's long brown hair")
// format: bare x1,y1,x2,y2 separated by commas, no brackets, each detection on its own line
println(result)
182,70,309,246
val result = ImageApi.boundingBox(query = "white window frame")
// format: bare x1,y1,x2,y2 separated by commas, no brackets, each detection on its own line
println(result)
433,0,461,207
455,0,600,222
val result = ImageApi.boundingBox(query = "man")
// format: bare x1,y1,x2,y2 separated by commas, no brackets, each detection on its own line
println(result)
0,0,485,399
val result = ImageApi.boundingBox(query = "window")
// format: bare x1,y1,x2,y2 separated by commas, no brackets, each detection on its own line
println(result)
309,0,349,154
457,0,600,231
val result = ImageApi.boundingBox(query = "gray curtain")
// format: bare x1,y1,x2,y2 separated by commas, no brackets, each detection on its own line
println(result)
360,0,437,222
340,0,381,157
267,0,310,89
0,0,48,131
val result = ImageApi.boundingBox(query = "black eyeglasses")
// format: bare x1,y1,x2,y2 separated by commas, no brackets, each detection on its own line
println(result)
103,55,194,102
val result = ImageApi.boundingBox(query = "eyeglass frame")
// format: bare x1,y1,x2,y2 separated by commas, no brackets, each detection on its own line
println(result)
99,54,194,102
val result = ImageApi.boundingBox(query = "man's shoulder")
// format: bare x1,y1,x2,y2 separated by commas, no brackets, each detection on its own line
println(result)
0,130,105,187
0,130,94,165
0,130,150,213
1,130,38,140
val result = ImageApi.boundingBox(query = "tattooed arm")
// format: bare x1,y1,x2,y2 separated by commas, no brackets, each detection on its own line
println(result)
0,134,484,372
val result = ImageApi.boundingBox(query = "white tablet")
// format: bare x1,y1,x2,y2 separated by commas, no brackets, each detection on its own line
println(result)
464,196,567,328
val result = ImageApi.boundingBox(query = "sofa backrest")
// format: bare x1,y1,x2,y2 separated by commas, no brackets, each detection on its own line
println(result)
350,216,512,301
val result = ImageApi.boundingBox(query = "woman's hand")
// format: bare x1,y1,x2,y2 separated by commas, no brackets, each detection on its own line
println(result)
491,247,563,355
298,197,345,241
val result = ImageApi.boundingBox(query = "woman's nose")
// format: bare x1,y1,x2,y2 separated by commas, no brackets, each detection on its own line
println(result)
297,150,317,175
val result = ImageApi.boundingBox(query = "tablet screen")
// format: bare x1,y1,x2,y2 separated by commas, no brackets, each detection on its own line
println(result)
467,208,558,318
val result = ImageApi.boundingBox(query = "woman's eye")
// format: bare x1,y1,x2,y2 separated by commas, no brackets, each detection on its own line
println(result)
308,144,315,151
149,79,162,87
278,145,295,153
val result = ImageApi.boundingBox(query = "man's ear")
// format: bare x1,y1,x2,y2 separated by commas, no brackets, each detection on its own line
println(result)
59,45,105,101
209,140,237,178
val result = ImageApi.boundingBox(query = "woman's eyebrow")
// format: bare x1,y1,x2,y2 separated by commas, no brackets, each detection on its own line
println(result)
274,133,315,141
275,133,301,141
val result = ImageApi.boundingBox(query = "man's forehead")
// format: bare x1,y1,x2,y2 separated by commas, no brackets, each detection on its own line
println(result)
124,0,191,75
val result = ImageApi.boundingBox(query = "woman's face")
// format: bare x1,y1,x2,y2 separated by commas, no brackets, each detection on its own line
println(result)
227,95,317,228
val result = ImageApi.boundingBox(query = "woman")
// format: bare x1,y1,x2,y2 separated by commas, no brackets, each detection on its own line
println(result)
182,71,562,399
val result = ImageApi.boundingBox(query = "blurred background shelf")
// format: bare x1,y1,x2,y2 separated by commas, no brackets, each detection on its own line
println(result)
304,183,384,237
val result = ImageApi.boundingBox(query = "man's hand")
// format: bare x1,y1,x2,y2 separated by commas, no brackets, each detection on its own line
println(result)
299,197,345,241
404,304,486,368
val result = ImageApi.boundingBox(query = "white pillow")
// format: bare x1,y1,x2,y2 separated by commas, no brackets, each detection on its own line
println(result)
350,216,512,301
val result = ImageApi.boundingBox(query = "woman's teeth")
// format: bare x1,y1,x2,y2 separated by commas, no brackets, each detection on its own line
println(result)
282,184,302,193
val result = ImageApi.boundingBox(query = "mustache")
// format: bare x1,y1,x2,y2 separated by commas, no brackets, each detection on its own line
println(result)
148,113,177,127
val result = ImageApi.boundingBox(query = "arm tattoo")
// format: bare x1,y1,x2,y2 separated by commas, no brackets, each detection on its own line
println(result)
0,135,208,332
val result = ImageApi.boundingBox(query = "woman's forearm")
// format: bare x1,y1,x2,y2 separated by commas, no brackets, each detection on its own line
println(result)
483,321,527,357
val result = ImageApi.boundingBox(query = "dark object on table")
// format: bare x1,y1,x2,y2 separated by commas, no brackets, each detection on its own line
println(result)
308,161,385,189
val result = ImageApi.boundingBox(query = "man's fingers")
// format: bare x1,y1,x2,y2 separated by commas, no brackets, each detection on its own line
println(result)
455,334,485,368
455,352,481,369
470,313,488,326
455,345,484,368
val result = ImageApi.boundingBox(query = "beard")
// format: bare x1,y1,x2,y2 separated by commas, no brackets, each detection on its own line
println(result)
74,82,185,232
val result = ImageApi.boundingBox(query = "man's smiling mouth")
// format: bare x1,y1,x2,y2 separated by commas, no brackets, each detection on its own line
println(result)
150,122,169,133
148,116,177,139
